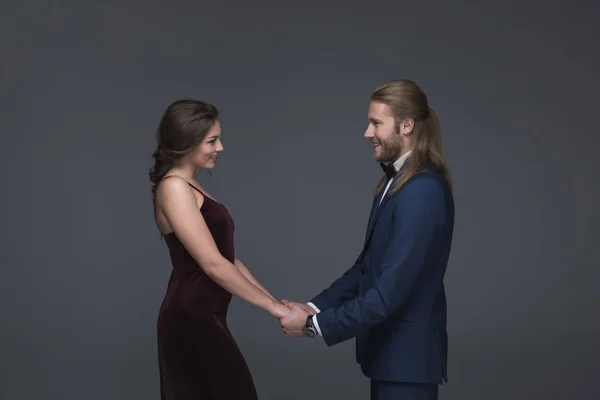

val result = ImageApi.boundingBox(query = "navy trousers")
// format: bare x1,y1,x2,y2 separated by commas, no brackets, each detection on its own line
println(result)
370,380,438,400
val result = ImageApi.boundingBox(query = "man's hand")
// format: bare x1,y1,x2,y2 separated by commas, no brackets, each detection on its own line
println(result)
280,304,310,336
281,299,316,315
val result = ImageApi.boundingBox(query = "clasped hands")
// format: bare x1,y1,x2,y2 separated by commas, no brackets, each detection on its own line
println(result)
271,299,316,337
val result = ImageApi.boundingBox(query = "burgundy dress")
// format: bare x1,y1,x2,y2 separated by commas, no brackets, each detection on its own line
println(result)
157,183,259,399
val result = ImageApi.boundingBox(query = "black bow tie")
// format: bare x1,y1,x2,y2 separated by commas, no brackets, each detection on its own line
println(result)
380,162,396,179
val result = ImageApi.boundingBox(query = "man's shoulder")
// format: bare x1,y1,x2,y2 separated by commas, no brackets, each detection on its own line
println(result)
397,171,449,198
387,172,453,220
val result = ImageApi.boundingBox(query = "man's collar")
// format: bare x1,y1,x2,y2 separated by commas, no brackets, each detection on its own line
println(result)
390,151,411,172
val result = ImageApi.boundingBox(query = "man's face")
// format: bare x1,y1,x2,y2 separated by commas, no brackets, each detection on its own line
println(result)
364,101,403,163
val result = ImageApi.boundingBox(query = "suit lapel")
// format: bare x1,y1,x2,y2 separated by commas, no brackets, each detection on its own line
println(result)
366,181,393,234
366,186,385,229
363,162,410,246
362,179,390,249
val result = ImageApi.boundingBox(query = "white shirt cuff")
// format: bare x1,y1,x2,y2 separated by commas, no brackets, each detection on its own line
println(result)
306,302,321,313
312,314,322,336
306,302,322,336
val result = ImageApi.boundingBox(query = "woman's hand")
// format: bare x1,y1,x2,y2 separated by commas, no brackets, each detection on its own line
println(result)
281,300,316,315
269,301,291,319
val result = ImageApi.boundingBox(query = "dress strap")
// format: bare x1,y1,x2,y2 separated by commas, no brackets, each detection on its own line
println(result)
186,182,207,196
159,175,208,197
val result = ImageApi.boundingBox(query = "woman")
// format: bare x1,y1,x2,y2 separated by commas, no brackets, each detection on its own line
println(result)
149,99,289,399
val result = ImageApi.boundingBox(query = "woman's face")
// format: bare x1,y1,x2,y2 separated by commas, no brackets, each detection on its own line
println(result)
190,121,223,169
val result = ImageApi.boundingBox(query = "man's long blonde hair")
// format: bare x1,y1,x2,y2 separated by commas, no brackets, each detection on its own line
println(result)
372,79,452,196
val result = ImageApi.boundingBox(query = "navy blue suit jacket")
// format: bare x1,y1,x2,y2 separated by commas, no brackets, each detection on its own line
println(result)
310,169,454,385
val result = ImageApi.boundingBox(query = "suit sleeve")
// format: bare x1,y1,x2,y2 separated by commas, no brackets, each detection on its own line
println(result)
308,254,364,311
315,177,447,346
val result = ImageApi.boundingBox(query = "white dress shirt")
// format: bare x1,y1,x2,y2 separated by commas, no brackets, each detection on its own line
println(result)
306,151,411,337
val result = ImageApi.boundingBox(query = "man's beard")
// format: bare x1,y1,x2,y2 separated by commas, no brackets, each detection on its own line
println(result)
375,132,403,163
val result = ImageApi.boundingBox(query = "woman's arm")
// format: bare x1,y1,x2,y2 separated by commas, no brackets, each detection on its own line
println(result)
156,177,289,319
234,257,278,302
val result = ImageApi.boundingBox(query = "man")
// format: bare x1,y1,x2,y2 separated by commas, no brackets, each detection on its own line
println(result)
280,79,455,400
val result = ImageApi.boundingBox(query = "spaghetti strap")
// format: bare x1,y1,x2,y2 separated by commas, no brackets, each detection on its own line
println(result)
186,182,206,196
159,175,219,204
160,175,207,195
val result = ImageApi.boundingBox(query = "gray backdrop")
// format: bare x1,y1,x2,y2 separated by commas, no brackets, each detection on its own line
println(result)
2,0,599,399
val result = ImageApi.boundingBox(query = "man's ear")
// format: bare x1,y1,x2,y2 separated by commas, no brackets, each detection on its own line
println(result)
400,118,415,135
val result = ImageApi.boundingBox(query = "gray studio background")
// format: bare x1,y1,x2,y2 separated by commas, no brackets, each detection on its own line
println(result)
2,0,599,399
